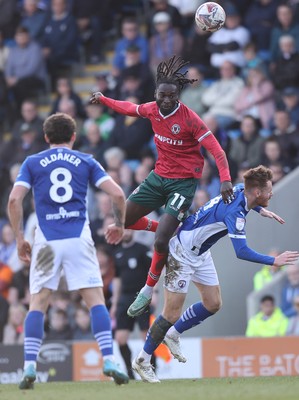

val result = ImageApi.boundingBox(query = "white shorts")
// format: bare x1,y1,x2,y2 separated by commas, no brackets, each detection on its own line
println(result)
30,224,103,294
164,236,219,293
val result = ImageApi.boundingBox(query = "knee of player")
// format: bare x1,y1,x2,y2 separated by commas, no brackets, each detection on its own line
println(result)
203,298,222,314
154,236,169,254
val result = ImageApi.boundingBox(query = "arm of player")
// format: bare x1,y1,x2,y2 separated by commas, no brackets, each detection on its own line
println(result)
230,237,299,267
7,185,32,263
98,178,126,245
201,133,234,203
258,208,285,224
90,92,140,117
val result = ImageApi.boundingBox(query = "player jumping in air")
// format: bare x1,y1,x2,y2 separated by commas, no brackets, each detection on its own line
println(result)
8,113,129,388
90,55,234,317
131,165,299,382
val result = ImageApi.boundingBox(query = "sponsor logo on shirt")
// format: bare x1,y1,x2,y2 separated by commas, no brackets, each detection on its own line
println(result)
171,124,181,135
155,133,183,145
46,207,80,220
236,217,245,231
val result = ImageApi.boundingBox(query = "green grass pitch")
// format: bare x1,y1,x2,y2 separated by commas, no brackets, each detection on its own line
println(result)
1,377,299,400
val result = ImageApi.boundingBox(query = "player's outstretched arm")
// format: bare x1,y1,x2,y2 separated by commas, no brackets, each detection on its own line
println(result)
99,179,126,245
273,251,299,267
90,92,140,117
259,208,285,224
7,185,32,263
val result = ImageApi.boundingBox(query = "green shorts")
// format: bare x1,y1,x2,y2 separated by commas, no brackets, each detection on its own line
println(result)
128,171,198,221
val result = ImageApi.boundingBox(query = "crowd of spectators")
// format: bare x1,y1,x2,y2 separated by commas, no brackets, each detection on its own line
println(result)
1,0,299,344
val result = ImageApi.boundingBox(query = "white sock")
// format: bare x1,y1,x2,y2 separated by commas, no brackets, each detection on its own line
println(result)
103,355,115,362
166,326,180,339
24,361,37,370
140,285,154,298
137,349,151,364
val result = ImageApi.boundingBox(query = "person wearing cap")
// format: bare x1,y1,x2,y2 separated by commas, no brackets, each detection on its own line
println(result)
149,11,184,73
112,17,148,78
115,44,155,103
146,0,182,38
207,4,250,69
277,86,299,127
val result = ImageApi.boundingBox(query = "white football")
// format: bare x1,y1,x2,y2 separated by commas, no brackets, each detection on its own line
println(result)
195,2,226,33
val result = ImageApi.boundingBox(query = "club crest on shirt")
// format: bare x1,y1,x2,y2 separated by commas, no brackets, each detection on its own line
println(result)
236,217,245,231
171,124,181,135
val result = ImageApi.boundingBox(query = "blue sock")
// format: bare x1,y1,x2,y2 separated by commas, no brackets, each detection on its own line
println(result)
174,302,213,334
90,304,113,358
24,310,44,362
144,315,172,355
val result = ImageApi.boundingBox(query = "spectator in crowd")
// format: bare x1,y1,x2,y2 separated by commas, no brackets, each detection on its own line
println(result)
106,95,153,161
48,291,76,330
246,295,288,337
0,126,46,172
0,223,17,266
261,136,292,174
276,87,299,127
79,122,109,167
286,295,299,335
4,26,47,110
189,188,210,214
110,230,156,379
269,4,299,62
116,72,143,103
41,0,80,90
115,44,155,103
2,303,27,344
12,99,44,143
202,61,244,129
0,30,9,72
207,4,250,69
56,98,84,144
229,115,265,169
72,304,94,340
244,0,279,61
271,110,299,168
234,66,276,130
91,73,116,109
71,0,109,64
84,102,115,142
7,262,30,308
20,0,48,41
146,0,182,38
271,35,299,90
50,77,86,119
0,163,33,226
149,11,184,74
112,17,148,78
253,248,281,291
0,294,9,342
196,158,220,199
45,308,73,341
0,0,19,40
90,191,113,238
182,23,212,77
268,161,286,184
168,0,201,37
103,147,133,195
0,260,13,300
179,66,207,117
95,244,115,311
281,263,299,317
241,41,268,81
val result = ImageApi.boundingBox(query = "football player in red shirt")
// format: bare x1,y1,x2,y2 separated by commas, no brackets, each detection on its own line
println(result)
90,56,233,317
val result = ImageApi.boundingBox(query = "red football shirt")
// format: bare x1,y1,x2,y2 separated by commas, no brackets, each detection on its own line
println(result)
100,96,231,181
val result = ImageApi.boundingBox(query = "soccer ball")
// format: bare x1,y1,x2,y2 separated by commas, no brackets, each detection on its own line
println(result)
195,2,226,33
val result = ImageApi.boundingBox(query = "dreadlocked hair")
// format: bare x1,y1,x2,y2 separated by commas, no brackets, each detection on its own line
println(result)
156,55,198,92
